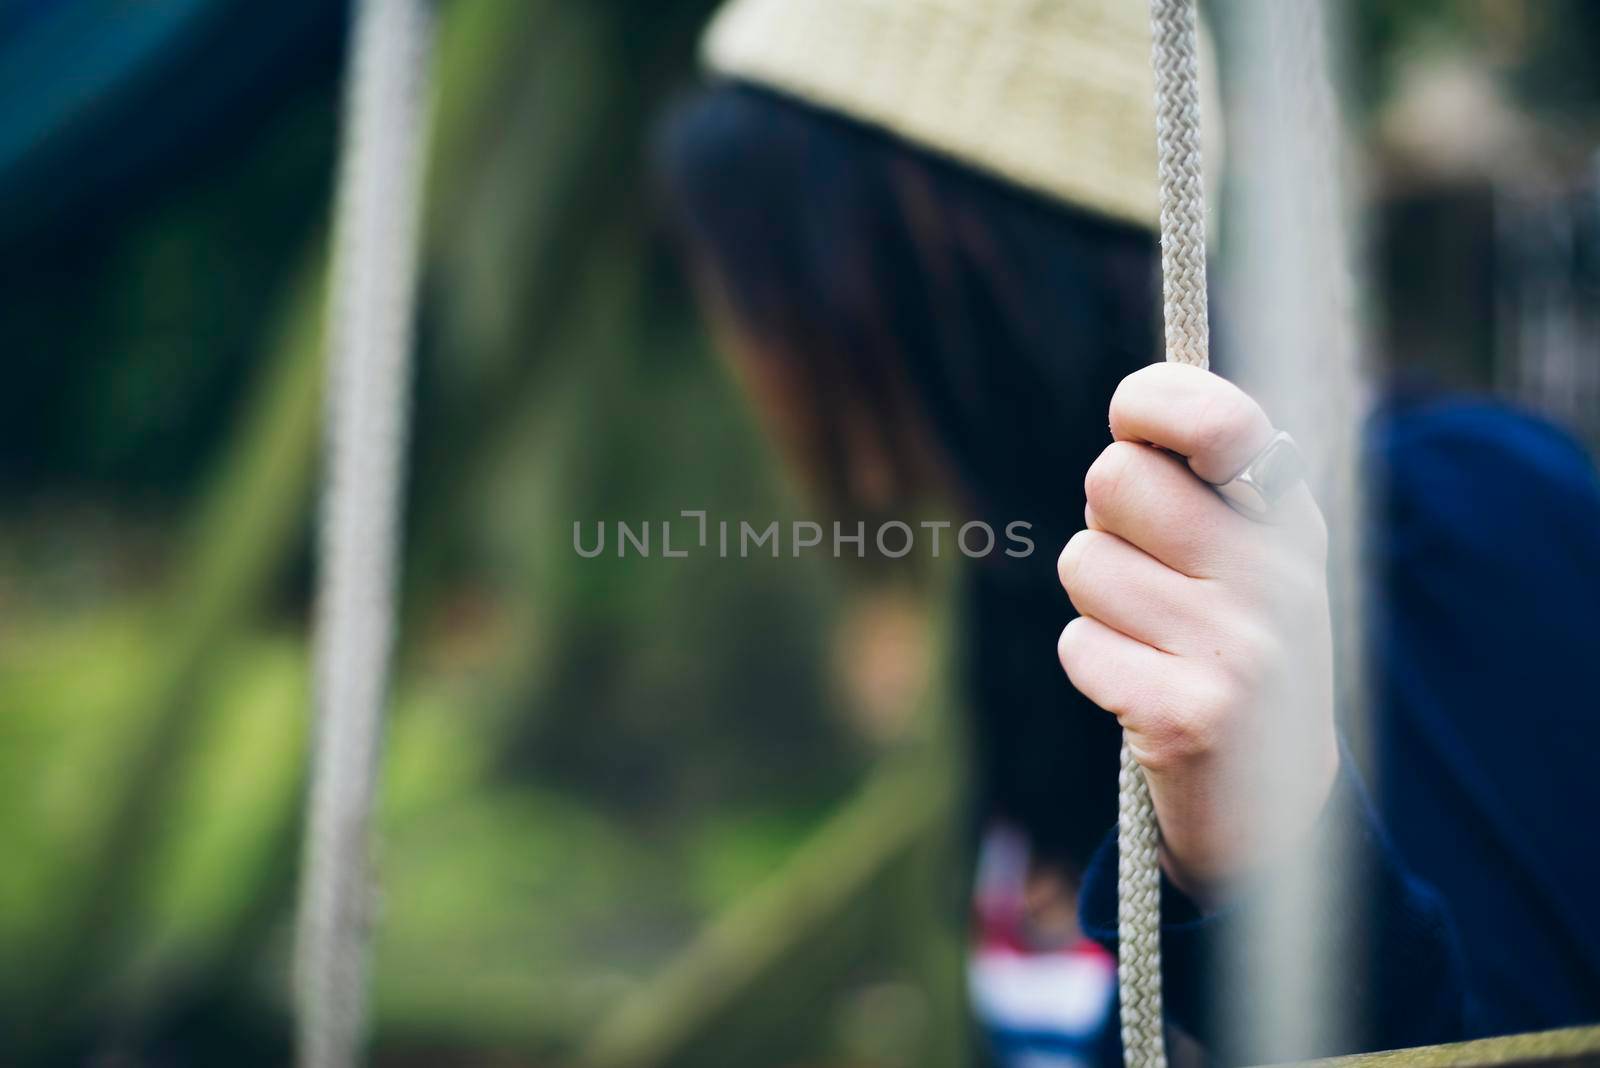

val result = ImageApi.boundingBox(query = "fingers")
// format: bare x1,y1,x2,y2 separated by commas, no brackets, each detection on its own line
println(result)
1056,615,1171,719
1083,439,1263,578
1057,528,1214,654
1056,616,1204,768
1109,363,1275,484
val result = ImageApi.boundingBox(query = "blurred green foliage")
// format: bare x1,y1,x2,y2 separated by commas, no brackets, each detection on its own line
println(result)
0,1,970,1064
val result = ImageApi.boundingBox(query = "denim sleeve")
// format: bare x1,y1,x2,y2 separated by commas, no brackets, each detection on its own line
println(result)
1077,753,1470,1063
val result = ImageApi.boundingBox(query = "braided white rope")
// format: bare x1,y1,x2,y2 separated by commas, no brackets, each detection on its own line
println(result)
1149,0,1210,373
1118,2,1210,1065
1117,741,1166,1068
292,2,435,1066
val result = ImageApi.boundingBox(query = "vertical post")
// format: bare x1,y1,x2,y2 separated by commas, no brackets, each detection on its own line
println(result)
1221,0,1362,1059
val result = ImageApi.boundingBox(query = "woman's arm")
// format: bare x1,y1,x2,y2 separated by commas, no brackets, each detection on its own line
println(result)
1074,751,1470,1061
1056,363,1338,896
1054,365,1472,1059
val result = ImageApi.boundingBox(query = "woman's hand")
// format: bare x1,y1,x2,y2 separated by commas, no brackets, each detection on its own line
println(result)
1056,363,1338,901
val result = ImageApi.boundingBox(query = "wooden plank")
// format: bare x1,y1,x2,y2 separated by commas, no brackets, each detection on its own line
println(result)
1285,1026,1600,1068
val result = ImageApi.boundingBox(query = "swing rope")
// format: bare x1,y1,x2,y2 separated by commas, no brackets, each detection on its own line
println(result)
292,1,435,1066
1118,1,1209,1065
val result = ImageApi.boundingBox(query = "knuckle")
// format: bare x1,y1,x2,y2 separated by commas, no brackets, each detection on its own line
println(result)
1056,531,1086,589
1057,529,1108,595
1191,385,1256,466
1132,672,1232,771
1143,704,1219,771
1056,618,1096,683
1084,442,1140,511
1107,372,1143,429
1056,619,1083,670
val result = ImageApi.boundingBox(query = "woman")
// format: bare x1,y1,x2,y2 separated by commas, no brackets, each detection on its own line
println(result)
655,0,1600,1062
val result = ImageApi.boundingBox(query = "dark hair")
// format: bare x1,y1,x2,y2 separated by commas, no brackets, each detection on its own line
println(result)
657,81,1160,869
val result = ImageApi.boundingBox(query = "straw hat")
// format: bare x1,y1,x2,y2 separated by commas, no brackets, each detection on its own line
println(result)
701,0,1220,230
